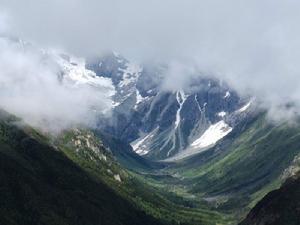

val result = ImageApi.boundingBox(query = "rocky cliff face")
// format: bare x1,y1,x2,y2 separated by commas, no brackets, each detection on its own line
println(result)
87,53,253,160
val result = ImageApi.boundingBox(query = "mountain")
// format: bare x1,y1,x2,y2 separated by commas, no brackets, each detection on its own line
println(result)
0,39,238,224
0,110,162,225
55,52,300,223
86,53,252,160
240,173,300,225
7,38,250,162
117,110,300,222
0,108,236,225
3,37,300,224
84,53,300,224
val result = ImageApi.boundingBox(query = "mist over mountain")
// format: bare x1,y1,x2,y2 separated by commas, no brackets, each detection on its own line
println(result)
0,38,114,133
2,0,300,122
1,1,300,225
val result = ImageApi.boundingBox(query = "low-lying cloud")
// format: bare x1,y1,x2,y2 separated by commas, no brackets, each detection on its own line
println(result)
2,0,300,121
0,38,114,133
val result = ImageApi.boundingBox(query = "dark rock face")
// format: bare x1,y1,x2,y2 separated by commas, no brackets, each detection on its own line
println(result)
88,53,250,160
240,175,300,225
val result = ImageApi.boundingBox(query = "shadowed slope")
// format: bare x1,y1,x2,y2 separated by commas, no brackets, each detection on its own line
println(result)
0,111,162,225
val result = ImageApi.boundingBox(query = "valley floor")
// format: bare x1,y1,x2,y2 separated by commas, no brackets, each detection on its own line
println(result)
124,113,300,225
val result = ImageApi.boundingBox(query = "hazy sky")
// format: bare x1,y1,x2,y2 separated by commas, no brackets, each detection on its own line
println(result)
2,0,298,59
1,0,300,121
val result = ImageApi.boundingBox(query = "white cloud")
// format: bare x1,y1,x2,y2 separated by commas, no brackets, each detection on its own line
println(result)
0,38,114,133
2,0,300,121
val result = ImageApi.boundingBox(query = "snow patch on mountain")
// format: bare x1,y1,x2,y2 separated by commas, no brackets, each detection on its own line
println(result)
191,120,232,149
108,61,144,107
166,120,233,161
134,89,150,110
131,128,158,155
58,56,115,95
118,62,142,87
224,91,231,98
175,91,188,129
217,111,227,117
136,90,144,104
238,100,252,113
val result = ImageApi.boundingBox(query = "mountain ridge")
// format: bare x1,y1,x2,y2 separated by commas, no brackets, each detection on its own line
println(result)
87,53,252,160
